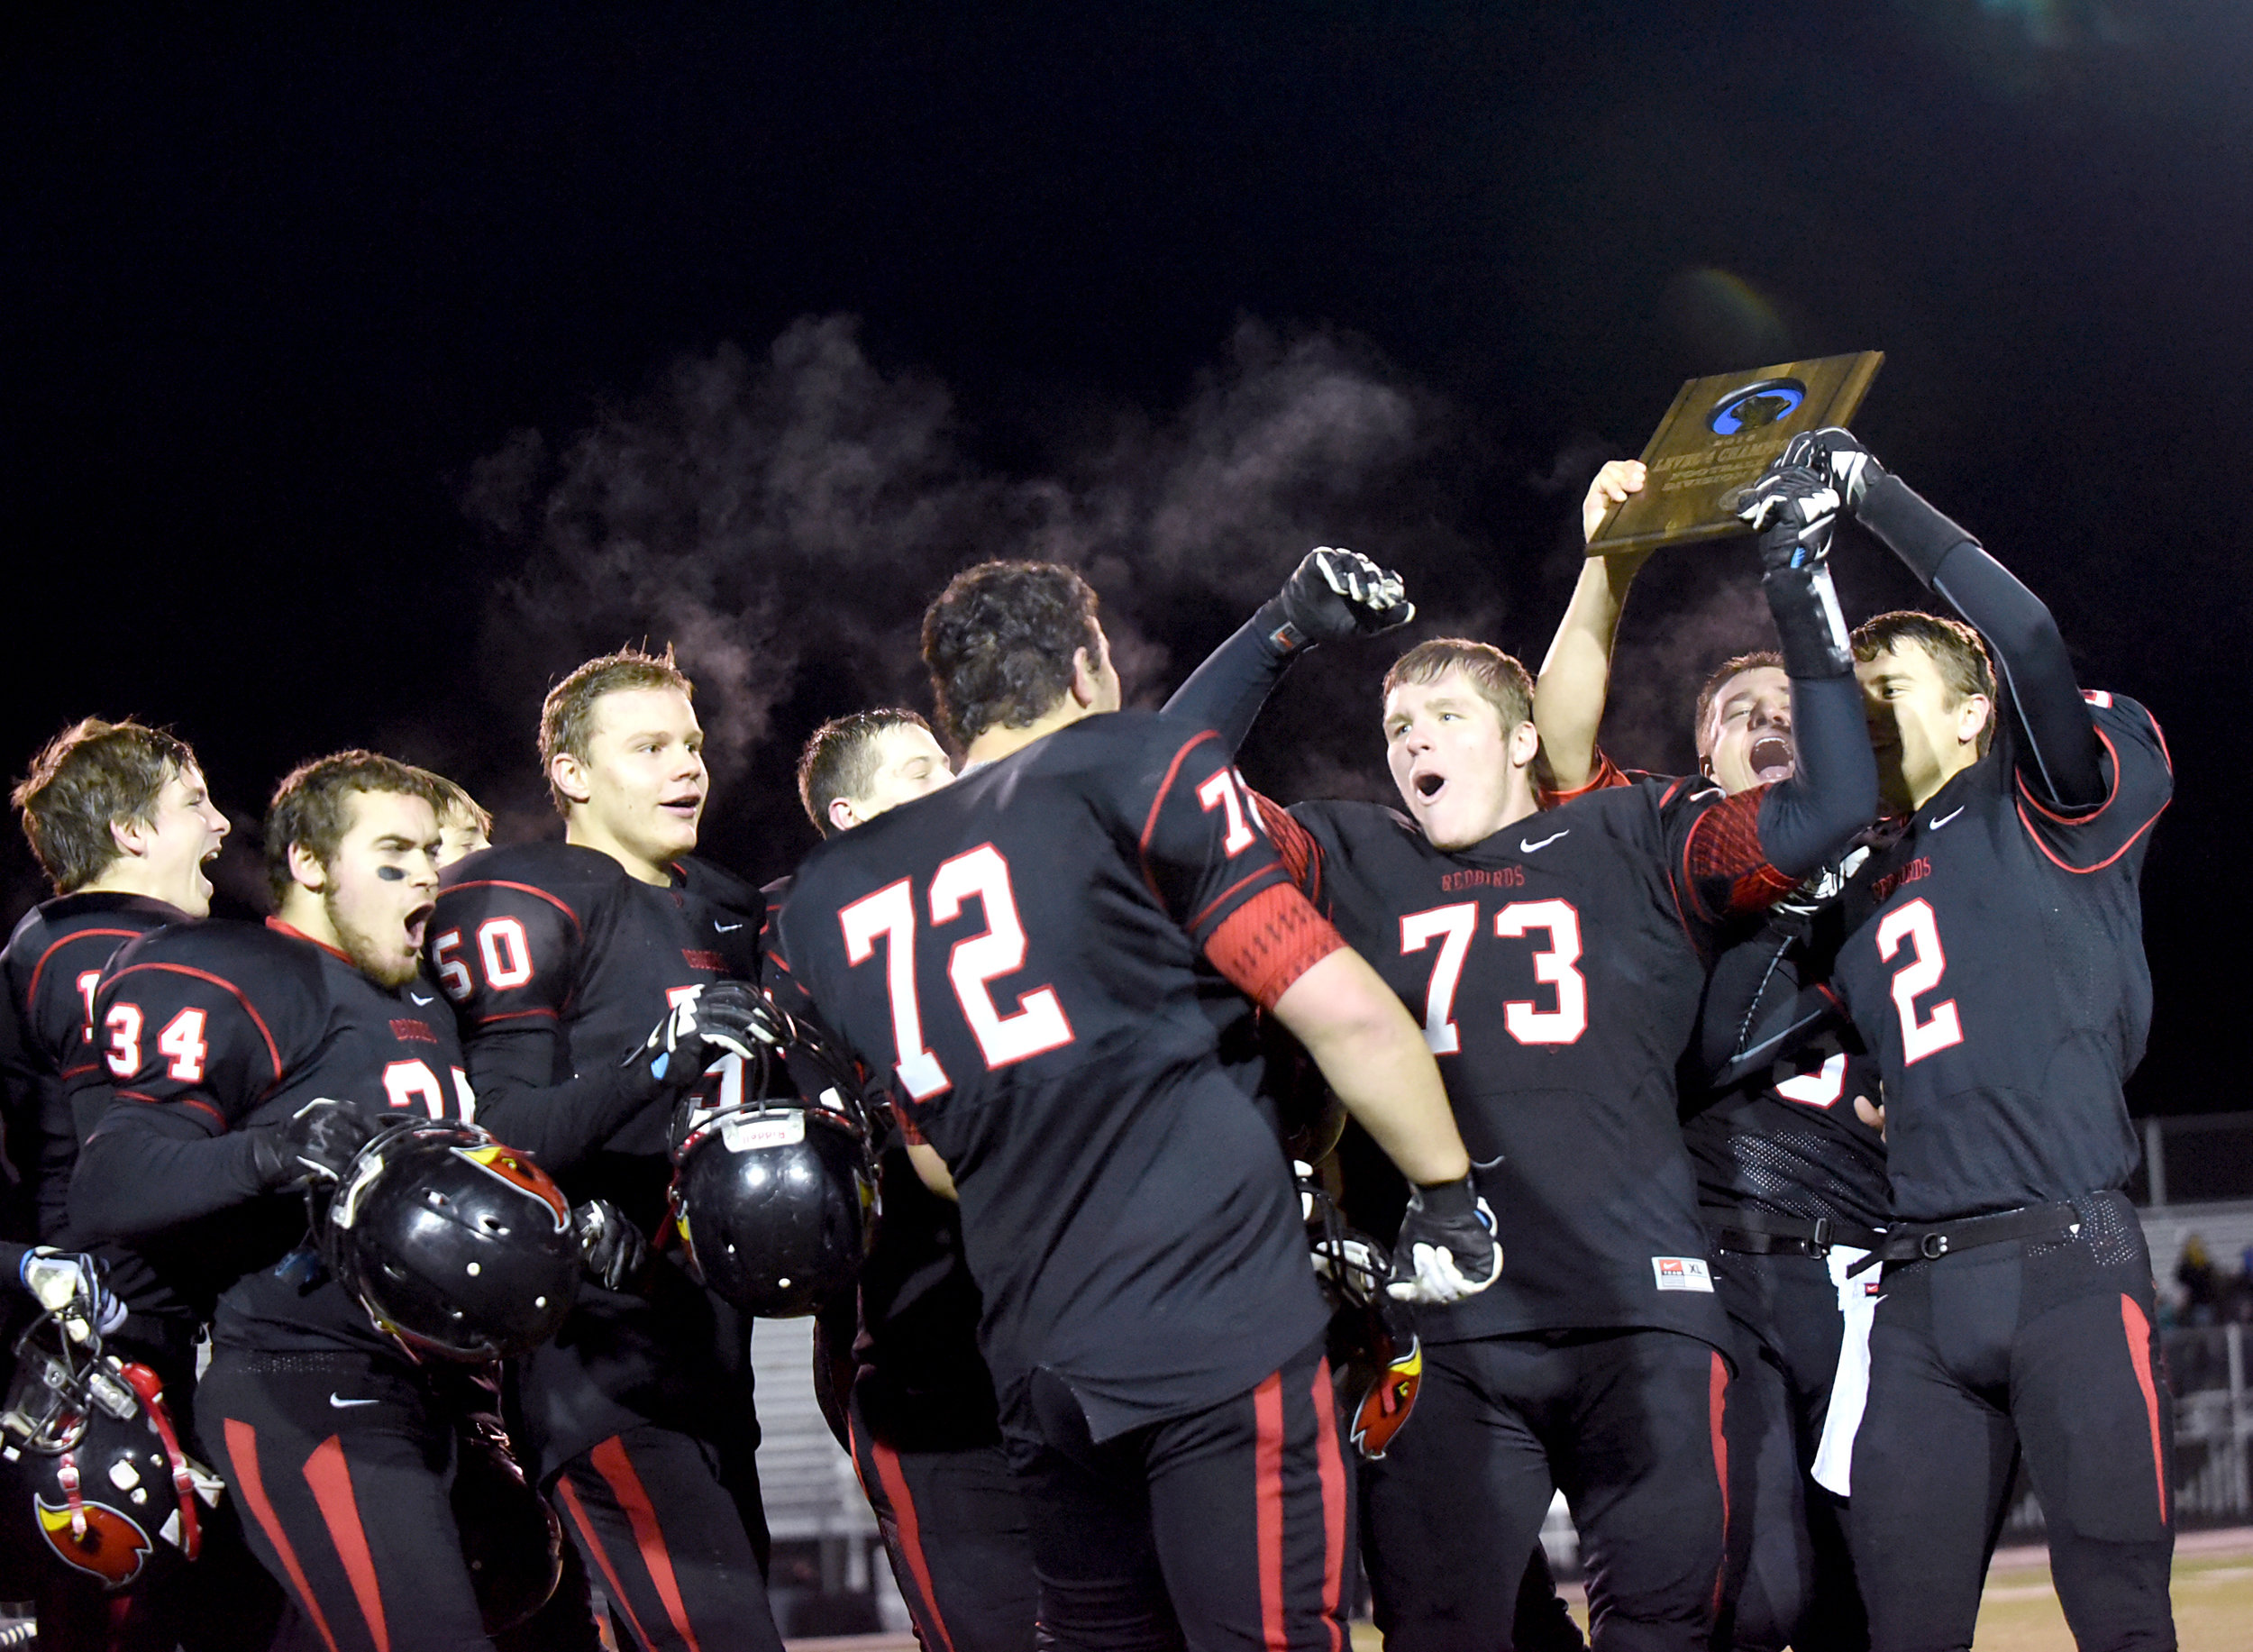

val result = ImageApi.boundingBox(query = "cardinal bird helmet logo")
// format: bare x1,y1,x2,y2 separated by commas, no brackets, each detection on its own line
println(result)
35,1494,154,1587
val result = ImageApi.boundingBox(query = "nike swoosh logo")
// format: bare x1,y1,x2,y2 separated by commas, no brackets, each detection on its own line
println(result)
408,992,434,1006
715,922,745,933
1519,830,1568,853
329,1394,379,1409
1929,806,1965,829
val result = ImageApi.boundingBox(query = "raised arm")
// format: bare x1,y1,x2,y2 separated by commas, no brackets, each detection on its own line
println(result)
1163,548,1412,753
1819,430,2104,810
1533,461,1650,791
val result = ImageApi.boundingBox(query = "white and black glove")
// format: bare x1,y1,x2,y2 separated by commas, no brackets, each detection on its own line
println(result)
634,981,780,1090
572,1199,650,1291
1737,459,1842,572
1255,548,1416,653
1386,1176,1502,1305
20,1247,128,1344
1798,426,1883,509
251,1096,381,1189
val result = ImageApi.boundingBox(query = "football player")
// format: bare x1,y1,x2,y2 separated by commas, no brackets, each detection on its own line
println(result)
424,770,494,867
66,752,565,1651
430,648,786,1652
0,718,286,1652
1781,432,2175,1652
784,707,1039,1652
1536,461,1883,1652
774,561,1493,1652
1163,467,1878,1650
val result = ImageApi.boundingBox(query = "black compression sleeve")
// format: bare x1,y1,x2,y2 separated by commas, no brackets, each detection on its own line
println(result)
1929,543,2106,811
461,1025,667,1171
1854,473,2103,810
1162,614,1297,754
69,1106,269,1243
1755,672,1879,880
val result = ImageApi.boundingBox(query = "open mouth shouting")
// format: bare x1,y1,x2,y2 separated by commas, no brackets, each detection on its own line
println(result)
1747,733,1795,785
403,900,435,954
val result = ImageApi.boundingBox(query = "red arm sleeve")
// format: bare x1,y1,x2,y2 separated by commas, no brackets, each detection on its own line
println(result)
1202,883,1347,1011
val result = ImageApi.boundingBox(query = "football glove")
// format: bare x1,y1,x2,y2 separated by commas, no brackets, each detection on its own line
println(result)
1737,460,1841,572
1256,548,1415,653
1792,426,1884,508
634,981,780,1089
572,1199,650,1292
19,1247,127,1344
252,1096,380,1189
1386,1176,1502,1305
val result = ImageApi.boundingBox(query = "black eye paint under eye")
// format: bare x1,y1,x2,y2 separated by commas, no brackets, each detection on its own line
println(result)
377,866,406,881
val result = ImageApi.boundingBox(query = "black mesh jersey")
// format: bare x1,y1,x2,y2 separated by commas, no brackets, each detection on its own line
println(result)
772,710,1327,1443
1682,899,1890,1234
0,892,188,1245
1281,778,1756,1352
432,842,763,1228
88,917,475,1355
1832,692,2170,1222
763,877,999,1450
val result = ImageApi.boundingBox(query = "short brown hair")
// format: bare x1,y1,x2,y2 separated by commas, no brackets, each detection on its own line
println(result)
12,719,197,894
1852,610,1998,758
265,752,449,904
1381,638,1535,731
538,647,696,815
920,562,1103,745
417,769,492,836
797,710,934,838
1692,650,1786,759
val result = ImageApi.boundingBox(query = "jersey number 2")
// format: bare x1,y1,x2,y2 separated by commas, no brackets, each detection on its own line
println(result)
839,844,1074,1100
1876,898,1963,1064
1400,899,1588,1051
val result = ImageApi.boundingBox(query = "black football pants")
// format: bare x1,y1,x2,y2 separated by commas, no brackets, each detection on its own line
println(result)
1010,1335,1350,1652
847,1380,1038,1652
1849,1191,2174,1652
197,1349,503,1652
1710,1248,1866,1652
1362,1328,1729,1652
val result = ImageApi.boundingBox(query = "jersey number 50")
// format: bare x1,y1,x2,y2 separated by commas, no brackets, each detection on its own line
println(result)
838,844,1075,1101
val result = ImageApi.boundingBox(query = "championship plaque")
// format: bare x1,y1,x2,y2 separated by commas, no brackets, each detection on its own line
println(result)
1584,351,1884,556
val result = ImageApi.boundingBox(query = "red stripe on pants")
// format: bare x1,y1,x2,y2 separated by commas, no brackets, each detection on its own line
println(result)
1309,1360,1346,1652
220,1419,342,1652
301,1436,390,1652
1709,1351,1731,1618
556,1474,657,1652
588,1435,704,1652
1254,1372,1287,1652
2120,1295,2170,1525
868,1435,958,1652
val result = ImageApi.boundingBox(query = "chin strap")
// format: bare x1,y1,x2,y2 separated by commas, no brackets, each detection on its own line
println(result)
120,1362,205,1559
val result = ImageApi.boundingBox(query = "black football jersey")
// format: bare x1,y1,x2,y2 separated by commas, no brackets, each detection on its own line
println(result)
1831,691,2169,1221
773,710,1327,1442
1280,778,1767,1352
1682,898,1890,1234
432,842,763,1227
88,917,475,1355
0,892,187,1246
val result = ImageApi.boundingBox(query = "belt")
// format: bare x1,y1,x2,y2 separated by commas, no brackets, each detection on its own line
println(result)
1702,1206,1886,1259
1844,1200,2081,1277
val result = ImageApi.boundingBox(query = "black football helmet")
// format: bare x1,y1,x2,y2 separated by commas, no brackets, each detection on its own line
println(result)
0,1310,221,1595
322,1121,580,1361
668,990,879,1319
1301,1172,1422,1460
433,1365,563,1634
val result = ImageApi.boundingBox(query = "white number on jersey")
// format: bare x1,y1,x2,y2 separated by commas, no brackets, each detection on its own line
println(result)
1399,898,1590,1051
1876,898,1964,1065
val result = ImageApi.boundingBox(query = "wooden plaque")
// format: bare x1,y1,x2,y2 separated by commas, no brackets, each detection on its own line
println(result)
1584,351,1884,556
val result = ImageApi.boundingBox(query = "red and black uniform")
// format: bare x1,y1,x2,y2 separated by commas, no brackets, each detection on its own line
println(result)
431,843,780,1652
67,918,499,1652
1683,892,1884,1652
764,876,1036,1652
1166,579,1874,1652
1826,486,2175,1652
0,893,287,1652
774,709,1354,1652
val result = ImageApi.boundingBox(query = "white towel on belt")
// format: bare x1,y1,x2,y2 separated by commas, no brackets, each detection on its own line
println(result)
1811,1245,1877,1496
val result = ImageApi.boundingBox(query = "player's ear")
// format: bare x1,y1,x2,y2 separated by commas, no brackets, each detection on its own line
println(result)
1956,694,1993,749
826,796,860,834
286,840,328,894
1070,646,1101,708
108,813,151,862
549,753,592,808
1507,720,1541,769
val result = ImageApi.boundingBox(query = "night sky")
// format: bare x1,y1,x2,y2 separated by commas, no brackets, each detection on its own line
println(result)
5,4,2243,1118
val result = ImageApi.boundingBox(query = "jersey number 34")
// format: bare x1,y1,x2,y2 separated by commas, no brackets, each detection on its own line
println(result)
838,844,1074,1101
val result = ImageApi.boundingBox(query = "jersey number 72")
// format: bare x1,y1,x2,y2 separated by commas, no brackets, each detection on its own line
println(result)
837,844,1076,1101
